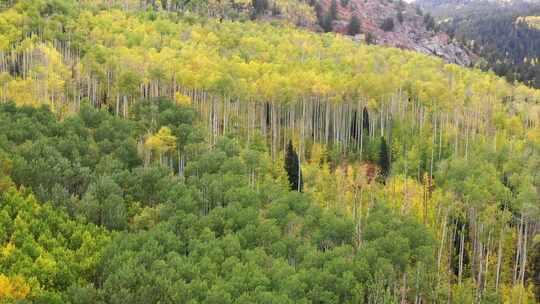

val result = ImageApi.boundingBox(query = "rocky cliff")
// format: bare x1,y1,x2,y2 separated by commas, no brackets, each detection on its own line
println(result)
318,0,475,65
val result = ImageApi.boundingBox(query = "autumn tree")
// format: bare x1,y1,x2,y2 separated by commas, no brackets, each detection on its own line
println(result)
144,126,177,166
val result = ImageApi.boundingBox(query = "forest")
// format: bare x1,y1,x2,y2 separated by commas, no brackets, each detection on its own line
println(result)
424,0,540,89
0,0,539,303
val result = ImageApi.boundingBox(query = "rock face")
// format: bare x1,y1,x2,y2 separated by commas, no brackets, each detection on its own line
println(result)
320,0,475,65
414,36,473,66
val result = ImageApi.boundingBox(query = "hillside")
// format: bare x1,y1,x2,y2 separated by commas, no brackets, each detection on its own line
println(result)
417,0,540,88
0,0,539,303
85,0,475,65
312,0,474,65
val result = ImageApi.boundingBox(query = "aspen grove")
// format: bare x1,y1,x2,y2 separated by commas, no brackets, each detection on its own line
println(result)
0,0,539,303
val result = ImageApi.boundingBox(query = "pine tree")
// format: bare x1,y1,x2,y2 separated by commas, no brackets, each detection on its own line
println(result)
285,140,303,192
329,0,338,21
424,13,435,31
350,110,358,140
319,0,338,32
348,15,361,36
362,107,370,131
381,17,394,32
322,15,333,32
315,2,324,23
397,10,404,24
378,137,390,179
252,0,268,16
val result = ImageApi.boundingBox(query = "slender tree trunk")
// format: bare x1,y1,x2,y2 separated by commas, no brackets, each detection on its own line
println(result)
437,213,448,281
514,214,524,284
459,223,465,285
495,227,503,291
519,221,528,285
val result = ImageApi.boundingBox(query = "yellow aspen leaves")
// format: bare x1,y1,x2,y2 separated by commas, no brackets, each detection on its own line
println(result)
5,80,39,107
0,275,30,301
507,116,524,137
175,92,192,106
526,127,539,142
309,143,325,164
145,127,177,155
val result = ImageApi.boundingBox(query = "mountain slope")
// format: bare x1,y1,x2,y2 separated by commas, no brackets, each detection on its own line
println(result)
314,0,474,65
77,0,475,65
0,0,539,303
417,0,540,87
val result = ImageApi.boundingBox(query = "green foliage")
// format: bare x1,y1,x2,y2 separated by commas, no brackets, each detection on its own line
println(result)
0,103,442,302
79,176,127,230
0,187,110,301
423,13,435,31
347,15,361,36
429,1,540,88
0,1,538,302
285,140,303,191
378,137,390,180
381,17,394,31
397,9,403,24
329,0,338,21
252,0,269,16
318,0,338,32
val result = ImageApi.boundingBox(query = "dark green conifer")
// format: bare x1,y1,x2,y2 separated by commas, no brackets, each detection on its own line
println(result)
378,137,390,179
285,140,303,192
348,15,361,36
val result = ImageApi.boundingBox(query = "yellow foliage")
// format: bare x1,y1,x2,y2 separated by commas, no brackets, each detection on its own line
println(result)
6,79,38,106
526,127,539,142
517,16,540,30
0,242,15,260
502,284,536,304
507,116,524,137
35,254,58,276
174,92,192,106
309,143,325,164
385,175,431,219
0,275,30,301
145,127,177,154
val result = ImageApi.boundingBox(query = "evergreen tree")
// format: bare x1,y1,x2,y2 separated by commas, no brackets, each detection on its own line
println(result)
285,140,303,192
319,0,338,32
362,107,370,132
350,110,358,140
315,2,324,23
348,15,361,36
397,10,404,24
252,0,268,16
321,14,333,32
378,137,390,179
381,17,394,32
424,13,435,31
329,0,338,21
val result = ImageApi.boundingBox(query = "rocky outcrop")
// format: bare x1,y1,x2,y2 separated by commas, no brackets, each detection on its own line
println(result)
414,35,473,66
320,0,475,65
